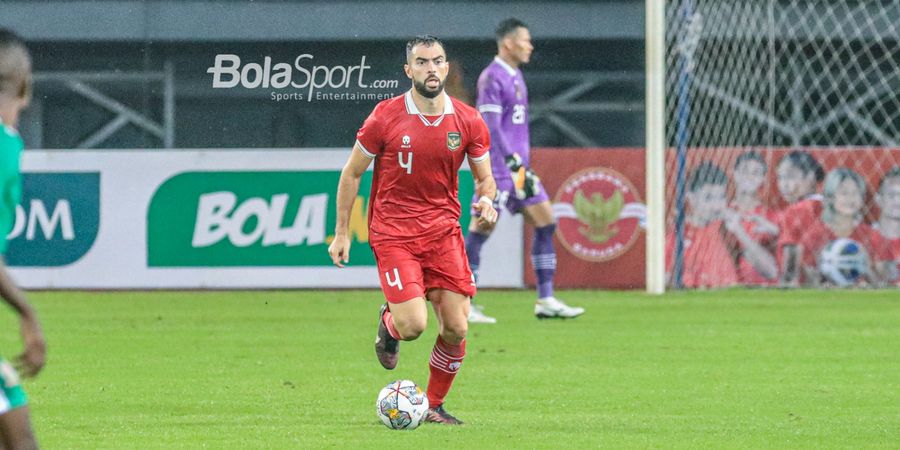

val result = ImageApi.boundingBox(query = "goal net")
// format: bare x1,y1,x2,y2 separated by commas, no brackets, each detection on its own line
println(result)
662,1,900,289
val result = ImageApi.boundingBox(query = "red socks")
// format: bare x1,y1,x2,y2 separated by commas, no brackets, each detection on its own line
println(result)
383,308,466,408
426,335,466,408
382,309,401,340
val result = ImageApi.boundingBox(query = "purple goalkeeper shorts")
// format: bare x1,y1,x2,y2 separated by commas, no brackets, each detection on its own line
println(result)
470,176,550,218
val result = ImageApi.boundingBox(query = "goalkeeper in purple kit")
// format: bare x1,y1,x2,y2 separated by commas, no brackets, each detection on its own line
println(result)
465,19,584,323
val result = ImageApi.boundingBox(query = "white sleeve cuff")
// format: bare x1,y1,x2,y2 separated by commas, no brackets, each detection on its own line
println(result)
355,140,376,158
468,151,490,163
478,104,503,114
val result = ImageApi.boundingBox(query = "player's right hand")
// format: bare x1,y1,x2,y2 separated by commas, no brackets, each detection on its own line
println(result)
16,315,46,378
472,197,498,226
328,234,351,268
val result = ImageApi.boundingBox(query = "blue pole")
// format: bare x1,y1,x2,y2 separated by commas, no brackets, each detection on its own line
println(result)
673,0,693,289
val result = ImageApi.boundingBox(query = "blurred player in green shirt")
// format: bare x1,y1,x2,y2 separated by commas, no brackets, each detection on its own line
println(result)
0,28,46,450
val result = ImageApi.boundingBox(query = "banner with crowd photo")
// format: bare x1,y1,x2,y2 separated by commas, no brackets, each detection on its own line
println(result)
665,146,900,289
525,148,647,289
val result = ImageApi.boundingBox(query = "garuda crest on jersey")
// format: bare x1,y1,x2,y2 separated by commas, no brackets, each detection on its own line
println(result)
447,132,461,151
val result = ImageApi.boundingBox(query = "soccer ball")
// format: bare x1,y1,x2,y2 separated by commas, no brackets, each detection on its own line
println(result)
818,238,869,287
375,380,429,430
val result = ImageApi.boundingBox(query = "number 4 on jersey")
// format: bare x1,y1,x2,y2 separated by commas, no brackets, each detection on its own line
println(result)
399,152,413,174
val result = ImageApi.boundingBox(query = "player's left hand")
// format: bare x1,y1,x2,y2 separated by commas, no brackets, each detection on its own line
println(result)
15,315,46,378
473,197,498,226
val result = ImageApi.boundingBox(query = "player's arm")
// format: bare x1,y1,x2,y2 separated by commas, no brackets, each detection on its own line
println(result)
746,213,779,236
778,210,804,287
477,76,515,172
328,143,373,267
479,110,540,199
479,110,513,161
469,156,498,226
482,107,539,200
479,112,535,192
0,258,45,377
723,211,778,280
867,234,893,287
780,244,801,286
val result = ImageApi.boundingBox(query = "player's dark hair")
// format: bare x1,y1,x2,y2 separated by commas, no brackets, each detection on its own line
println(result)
734,150,767,172
0,29,25,48
778,150,824,182
495,18,528,40
405,35,446,61
878,166,900,192
688,161,728,193
0,28,31,99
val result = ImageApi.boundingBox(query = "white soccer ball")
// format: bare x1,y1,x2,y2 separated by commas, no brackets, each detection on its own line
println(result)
375,380,429,430
818,238,869,287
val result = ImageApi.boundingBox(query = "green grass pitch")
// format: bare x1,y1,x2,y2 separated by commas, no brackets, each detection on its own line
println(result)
2,289,899,448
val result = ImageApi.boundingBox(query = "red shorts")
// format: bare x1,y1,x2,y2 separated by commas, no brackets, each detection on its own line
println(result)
371,228,476,303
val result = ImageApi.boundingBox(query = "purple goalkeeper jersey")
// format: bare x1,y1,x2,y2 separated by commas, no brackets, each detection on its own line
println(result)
476,56,530,181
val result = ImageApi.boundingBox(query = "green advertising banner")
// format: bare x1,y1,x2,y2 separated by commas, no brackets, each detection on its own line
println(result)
7,172,101,267
147,170,474,267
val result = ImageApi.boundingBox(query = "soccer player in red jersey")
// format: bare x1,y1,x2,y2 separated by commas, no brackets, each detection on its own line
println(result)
328,35,498,425
874,167,900,284
778,167,892,286
775,151,825,285
665,162,739,288
728,151,779,284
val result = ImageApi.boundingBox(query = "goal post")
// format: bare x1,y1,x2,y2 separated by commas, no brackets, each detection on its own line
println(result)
646,0,666,294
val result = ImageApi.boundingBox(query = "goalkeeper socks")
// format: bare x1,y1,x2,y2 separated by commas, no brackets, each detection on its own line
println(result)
427,335,466,408
382,309,401,340
464,231,490,283
532,224,557,299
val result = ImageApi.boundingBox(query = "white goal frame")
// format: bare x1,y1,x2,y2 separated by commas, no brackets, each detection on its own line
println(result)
646,0,667,294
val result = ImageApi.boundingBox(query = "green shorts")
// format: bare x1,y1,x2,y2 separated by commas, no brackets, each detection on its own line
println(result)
0,357,27,414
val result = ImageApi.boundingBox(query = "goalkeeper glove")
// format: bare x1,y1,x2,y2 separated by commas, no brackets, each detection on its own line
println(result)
504,153,541,200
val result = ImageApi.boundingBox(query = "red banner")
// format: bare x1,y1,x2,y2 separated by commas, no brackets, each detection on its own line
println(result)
525,148,646,289
523,146,900,290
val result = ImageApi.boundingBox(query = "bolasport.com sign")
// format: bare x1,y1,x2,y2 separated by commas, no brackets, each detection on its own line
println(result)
207,54,401,102
147,171,475,267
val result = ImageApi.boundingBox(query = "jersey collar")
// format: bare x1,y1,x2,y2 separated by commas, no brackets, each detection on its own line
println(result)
493,56,518,76
0,117,18,138
404,90,454,127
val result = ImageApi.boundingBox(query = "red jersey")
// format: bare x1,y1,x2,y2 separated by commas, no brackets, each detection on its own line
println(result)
775,196,823,274
666,220,739,288
356,91,491,244
889,235,900,285
873,226,900,285
732,205,780,285
778,216,892,270
777,196,823,246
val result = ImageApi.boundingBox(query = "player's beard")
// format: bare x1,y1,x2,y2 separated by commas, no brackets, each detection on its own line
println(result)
413,76,444,99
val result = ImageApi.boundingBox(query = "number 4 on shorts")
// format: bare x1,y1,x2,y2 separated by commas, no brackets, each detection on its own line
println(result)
385,267,404,291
